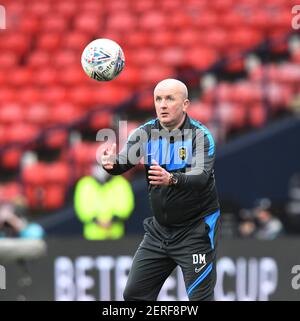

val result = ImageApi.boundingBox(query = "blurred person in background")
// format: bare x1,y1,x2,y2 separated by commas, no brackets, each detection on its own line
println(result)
238,209,257,238
253,198,284,240
238,199,284,240
74,163,134,240
0,196,44,239
101,79,220,301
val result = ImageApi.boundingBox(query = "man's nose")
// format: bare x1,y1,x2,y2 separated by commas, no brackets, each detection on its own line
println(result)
159,99,167,108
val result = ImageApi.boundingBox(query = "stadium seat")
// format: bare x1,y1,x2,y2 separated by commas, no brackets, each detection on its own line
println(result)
55,50,78,67
186,47,218,70
59,67,85,86
26,104,50,127
32,68,57,87
107,13,136,33
37,33,62,52
175,29,201,49
30,2,51,17
139,11,166,30
140,66,174,87
161,47,185,68
6,124,38,145
89,111,113,130
42,16,67,32
50,103,81,125
126,32,150,49
64,33,91,52
44,128,69,149
27,50,51,69
188,102,213,124
149,30,175,48
18,15,40,34
0,88,17,104
41,86,67,105
168,12,191,30
22,163,46,209
74,14,102,34
0,103,24,125
0,52,19,70
55,2,78,17
1,148,22,170
248,104,267,128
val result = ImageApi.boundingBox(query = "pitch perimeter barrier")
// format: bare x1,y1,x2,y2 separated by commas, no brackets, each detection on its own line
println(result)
0,237,299,301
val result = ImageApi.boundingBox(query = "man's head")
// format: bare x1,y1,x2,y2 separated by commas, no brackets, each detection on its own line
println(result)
154,79,189,130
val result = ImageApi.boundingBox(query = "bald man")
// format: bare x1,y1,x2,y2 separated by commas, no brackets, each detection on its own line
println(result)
101,79,220,301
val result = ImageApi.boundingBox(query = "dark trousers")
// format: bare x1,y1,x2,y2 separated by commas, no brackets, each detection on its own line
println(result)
124,210,221,301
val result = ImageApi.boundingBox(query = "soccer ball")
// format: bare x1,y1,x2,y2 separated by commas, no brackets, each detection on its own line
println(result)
81,38,125,82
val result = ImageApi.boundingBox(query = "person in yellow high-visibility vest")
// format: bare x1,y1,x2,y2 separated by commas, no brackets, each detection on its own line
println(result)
74,165,134,240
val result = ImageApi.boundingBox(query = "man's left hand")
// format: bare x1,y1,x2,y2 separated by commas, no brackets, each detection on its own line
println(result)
148,160,171,186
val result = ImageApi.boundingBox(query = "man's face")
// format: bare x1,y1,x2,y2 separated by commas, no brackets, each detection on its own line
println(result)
154,86,189,130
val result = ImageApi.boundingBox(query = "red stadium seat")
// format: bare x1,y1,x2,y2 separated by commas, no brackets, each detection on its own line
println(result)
42,16,67,32
139,11,166,30
0,52,19,70
22,163,46,209
168,12,191,30
44,128,69,149
6,124,38,144
74,14,102,34
41,86,67,105
50,103,81,125
248,104,267,128
134,0,156,14
107,13,136,33
89,111,113,130
43,184,67,209
67,86,96,108
7,68,32,87
18,15,40,34
18,87,42,105
0,125,7,145
55,50,78,67
1,148,22,169
26,104,50,127
0,182,22,202
192,11,217,29
188,102,213,124
201,28,228,54
69,142,100,179
175,29,201,49
37,33,62,52
0,103,24,125
30,2,51,16
161,47,185,68
55,2,78,17
27,50,51,69
32,68,57,87
45,162,70,185
126,32,150,49
149,30,175,49
107,0,130,12
116,66,141,89
63,32,91,51
140,66,174,88
3,33,30,55
186,47,218,70
0,88,16,104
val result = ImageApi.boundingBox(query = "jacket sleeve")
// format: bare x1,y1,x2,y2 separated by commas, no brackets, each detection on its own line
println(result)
104,127,146,175
175,128,216,190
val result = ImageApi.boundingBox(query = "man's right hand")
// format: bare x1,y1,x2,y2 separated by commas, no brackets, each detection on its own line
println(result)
101,143,116,170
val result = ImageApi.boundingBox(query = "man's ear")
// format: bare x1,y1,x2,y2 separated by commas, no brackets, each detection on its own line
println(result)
183,99,190,112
